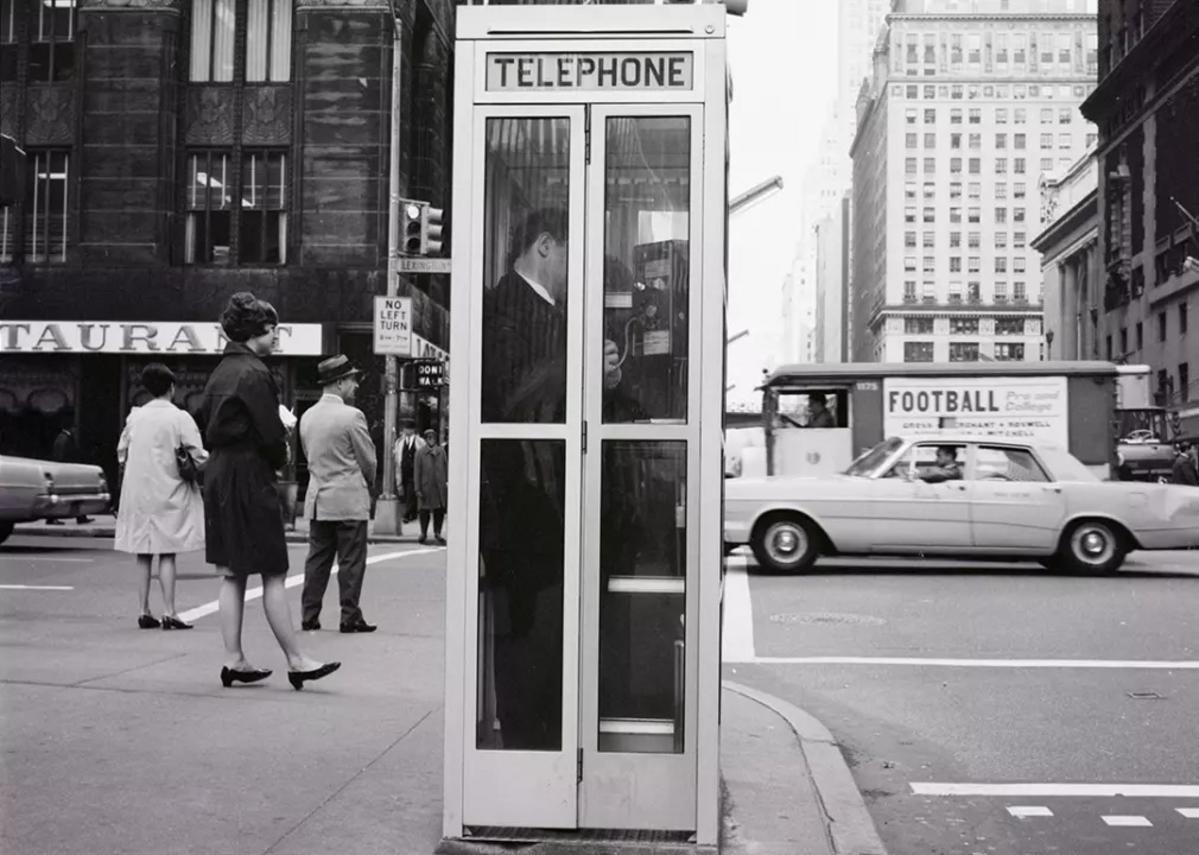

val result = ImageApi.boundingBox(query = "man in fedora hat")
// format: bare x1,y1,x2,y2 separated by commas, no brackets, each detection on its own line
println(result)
299,354,378,633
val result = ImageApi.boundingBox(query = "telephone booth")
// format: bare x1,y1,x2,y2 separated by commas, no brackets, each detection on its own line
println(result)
442,2,729,849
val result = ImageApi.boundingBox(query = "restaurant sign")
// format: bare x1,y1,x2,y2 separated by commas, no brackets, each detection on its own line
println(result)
0,321,324,356
883,375,1069,447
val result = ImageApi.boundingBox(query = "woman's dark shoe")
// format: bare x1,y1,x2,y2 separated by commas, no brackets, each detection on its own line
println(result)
220,666,272,688
287,661,341,691
137,614,161,629
161,615,193,630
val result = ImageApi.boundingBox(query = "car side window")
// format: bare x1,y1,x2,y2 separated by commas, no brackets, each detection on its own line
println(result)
974,446,1049,483
885,444,944,478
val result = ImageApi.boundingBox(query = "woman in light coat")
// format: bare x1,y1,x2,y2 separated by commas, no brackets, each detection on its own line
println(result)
115,363,207,630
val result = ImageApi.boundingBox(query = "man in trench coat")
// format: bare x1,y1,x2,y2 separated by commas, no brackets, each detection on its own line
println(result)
413,429,447,545
299,355,378,633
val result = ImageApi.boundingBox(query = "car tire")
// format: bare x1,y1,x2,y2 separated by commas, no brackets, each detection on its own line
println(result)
750,514,820,574
0,521,13,545
1058,519,1125,575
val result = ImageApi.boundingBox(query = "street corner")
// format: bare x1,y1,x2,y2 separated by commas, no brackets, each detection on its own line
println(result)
722,681,888,855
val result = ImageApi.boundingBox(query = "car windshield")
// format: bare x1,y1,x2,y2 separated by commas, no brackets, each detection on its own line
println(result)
845,437,904,477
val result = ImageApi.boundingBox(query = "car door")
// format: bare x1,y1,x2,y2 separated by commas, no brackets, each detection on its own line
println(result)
868,442,972,552
967,444,1066,552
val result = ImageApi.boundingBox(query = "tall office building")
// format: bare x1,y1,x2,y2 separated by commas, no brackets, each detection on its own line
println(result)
839,0,893,151
1080,0,1199,433
849,0,1099,363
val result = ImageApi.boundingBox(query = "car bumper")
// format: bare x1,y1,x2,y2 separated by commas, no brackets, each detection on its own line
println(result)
723,515,751,545
34,492,112,519
1134,527,1199,551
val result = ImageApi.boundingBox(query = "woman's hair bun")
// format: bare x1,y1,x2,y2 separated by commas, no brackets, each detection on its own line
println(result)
221,291,279,343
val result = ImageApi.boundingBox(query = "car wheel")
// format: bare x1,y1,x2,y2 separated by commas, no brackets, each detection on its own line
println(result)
750,515,819,574
0,521,13,545
1059,519,1125,575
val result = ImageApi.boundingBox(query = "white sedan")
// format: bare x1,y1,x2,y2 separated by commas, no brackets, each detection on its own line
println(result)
723,435,1199,575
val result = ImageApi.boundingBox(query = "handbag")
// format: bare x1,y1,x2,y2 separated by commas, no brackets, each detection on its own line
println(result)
176,445,201,485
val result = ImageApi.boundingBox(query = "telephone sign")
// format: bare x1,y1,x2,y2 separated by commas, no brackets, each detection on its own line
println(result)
415,359,444,388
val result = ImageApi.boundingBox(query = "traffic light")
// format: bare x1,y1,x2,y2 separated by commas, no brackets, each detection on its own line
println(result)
400,198,423,255
421,205,444,256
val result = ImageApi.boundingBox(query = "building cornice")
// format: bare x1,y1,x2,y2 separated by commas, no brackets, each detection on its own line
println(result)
1031,189,1098,254
889,13,1096,22
1081,1,1199,123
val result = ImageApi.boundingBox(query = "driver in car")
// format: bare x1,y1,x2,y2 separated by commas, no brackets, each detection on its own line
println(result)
919,446,963,483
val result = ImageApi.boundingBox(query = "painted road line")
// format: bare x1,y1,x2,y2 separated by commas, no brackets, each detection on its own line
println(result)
0,584,75,591
1102,816,1153,827
912,783,1199,798
754,656,1199,670
177,547,442,624
1177,808,1199,819
1007,806,1053,818
721,557,755,663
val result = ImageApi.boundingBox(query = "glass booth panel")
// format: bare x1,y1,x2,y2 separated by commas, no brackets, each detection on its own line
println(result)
477,438,567,751
601,116,691,424
598,440,687,754
481,117,571,424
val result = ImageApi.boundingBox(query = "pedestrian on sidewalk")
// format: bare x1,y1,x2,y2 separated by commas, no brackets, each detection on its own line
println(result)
47,417,95,525
394,419,424,524
114,363,207,630
298,355,378,634
195,292,339,690
414,428,447,545
1171,441,1199,486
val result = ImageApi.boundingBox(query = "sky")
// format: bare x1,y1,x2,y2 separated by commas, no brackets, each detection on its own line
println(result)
725,0,840,408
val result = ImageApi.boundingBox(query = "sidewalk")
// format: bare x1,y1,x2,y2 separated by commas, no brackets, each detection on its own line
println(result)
14,513,426,544
1,539,883,855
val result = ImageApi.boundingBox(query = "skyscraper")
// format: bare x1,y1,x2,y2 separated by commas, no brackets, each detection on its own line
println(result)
849,0,1099,363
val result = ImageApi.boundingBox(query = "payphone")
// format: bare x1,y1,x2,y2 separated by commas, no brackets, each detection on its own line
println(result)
442,3,729,850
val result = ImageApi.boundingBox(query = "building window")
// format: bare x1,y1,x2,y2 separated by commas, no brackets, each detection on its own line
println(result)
904,281,917,303
995,232,1007,249
0,203,13,263
906,317,934,334
905,341,935,363
996,184,1008,200
906,108,918,125
968,207,980,224
995,207,1007,224
950,257,962,273
996,158,1008,175
923,256,936,273
905,231,917,249
923,157,936,174
1120,327,1128,354
1014,158,1026,175
905,207,917,224
968,281,980,303
995,282,1008,303
949,342,979,362
995,257,1007,273
969,109,981,125
950,232,961,248
1105,335,1112,360
995,343,1025,361
190,0,236,81
904,256,917,273
969,134,981,151
968,232,980,250
924,109,936,123
905,157,918,176
185,150,287,265
923,231,935,248
906,133,918,149
1014,281,1027,303
950,318,978,335
923,207,935,223
923,133,936,149
191,0,293,83
968,257,980,274
922,282,936,304
950,207,962,224
951,133,962,149
1159,311,1167,342
1181,363,1190,403
25,150,70,264
1013,257,1026,273
996,133,1007,148
949,282,963,303
1059,109,1073,125
996,318,1024,336
1136,321,1144,350
950,109,962,125
27,0,76,82
1181,302,1189,335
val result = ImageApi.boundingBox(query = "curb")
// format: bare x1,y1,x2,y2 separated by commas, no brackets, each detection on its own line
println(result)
12,524,423,545
723,680,889,855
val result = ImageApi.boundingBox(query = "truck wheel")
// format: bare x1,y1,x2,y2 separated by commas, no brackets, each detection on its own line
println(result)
0,521,13,545
750,514,819,574
1058,519,1125,575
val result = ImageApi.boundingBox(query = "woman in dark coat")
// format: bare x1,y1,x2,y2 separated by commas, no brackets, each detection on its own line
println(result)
195,292,339,690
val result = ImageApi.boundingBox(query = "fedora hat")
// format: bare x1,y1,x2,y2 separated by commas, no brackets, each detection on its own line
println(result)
317,354,363,386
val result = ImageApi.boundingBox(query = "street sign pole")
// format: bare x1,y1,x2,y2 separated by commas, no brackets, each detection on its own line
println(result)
375,18,405,537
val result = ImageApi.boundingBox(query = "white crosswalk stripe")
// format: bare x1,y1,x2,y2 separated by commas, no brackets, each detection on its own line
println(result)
1006,806,1053,818
1177,808,1199,819
1101,816,1153,827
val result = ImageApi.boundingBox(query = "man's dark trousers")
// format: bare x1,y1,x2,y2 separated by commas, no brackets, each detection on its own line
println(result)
301,520,368,626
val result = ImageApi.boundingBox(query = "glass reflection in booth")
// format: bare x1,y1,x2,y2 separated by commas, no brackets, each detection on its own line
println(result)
480,116,571,425
598,441,687,753
601,117,691,424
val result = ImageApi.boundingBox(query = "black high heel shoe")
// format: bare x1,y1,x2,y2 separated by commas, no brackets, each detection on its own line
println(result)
161,615,193,630
287,661,341,691
137,614,161,629
220,666,272,688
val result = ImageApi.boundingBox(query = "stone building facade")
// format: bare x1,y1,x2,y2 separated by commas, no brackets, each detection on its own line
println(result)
0,0,454,494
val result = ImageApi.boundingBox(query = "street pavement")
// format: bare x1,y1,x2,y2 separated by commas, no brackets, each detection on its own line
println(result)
0,534,854,855
724,547,1199,855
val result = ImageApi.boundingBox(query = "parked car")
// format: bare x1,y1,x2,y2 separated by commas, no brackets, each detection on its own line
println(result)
0,454,112,544
724,435,1199,575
